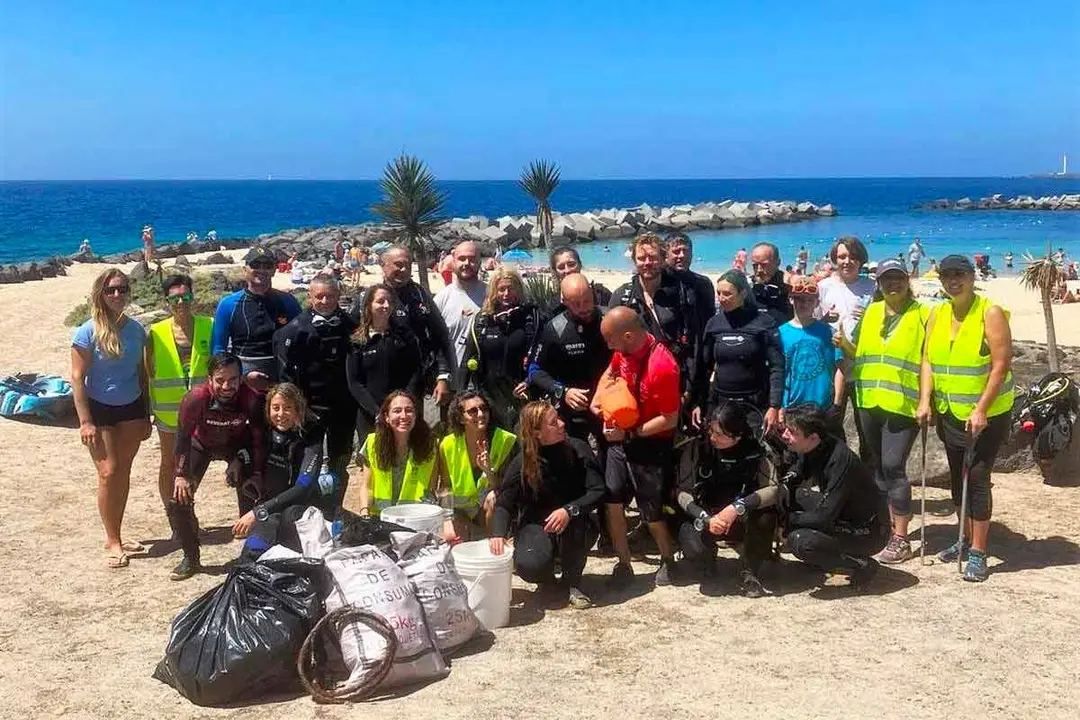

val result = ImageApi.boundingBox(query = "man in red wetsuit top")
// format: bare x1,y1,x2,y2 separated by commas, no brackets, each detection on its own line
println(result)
168,353,265,580
591,306,682,590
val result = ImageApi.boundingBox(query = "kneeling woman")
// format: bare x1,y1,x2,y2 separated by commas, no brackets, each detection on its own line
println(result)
677,401,779,597
353,391,439,513
437,391,518,541
489,402,605,609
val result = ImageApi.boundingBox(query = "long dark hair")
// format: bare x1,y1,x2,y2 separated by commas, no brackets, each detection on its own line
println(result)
352,283,398,342
447,390,495,435
373,391,435,468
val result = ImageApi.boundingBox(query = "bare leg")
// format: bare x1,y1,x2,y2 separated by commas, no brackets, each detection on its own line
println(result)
970,518,990,553
647,520,675,559
891,509,911,539
110,419,144,546
605,503,631,565
93,427,123,556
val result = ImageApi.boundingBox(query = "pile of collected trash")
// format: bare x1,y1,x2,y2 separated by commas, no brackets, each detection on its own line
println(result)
153,507,482,706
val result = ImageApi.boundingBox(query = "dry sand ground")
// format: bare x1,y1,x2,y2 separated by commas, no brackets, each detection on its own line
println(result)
0,256,1078,719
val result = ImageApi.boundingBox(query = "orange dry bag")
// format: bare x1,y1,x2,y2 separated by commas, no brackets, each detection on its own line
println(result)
594,375,640,430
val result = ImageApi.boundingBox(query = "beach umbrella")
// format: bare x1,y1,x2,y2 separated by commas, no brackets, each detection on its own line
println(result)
502,249,533,263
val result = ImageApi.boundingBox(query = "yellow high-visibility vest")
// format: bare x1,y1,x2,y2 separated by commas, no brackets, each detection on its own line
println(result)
363,433,437,510
439,428,517,515
149,316,212,430
852,300,928,417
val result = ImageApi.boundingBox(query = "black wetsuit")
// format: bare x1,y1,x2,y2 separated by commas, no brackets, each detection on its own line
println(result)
346,320,425,439
695,305,785,420
673,268,716,334
211,288,301,379
545,280,613,320
752,270,794,326
459,303,543,430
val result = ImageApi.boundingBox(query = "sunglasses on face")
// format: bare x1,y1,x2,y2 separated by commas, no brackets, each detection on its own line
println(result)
464,406,489,418
166,291,194,304
104,285,129,297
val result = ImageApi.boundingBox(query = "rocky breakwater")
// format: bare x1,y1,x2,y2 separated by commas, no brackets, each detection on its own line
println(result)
923,193,1080,211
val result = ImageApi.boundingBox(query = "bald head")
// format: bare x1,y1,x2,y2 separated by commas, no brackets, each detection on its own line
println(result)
380,247,412,288
560,273,595,322
452,241,479,282
601,306,647,354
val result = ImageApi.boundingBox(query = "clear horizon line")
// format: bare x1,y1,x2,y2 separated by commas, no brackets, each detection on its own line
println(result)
0,174,1062,183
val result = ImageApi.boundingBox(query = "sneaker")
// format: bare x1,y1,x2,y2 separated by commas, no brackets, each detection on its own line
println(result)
938,538,971,564
654,557,677,587
739,570,765,598
609,561,634,589
963,550,989,583
848,557,880,588
877,535,914,564
568,587,593,610
169,553,201,581
537,582,570,608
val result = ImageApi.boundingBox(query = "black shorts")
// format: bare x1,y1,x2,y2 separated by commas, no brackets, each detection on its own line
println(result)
605,439,673,523
88,396,147,428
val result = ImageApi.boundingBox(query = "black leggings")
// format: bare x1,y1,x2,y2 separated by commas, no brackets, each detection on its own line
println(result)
169,442,257,556
787,527,889,572
854,406,919,516
678,509,777,575
513,517,596,588
936,411,1009,521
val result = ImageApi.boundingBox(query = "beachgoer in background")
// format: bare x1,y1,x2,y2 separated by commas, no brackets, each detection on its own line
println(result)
146,274,213,536
352,391,438,514
593,307,681,588
347,283,425,442
1003,252,1014,270
929,257,938,274
71,268,151,570
664,232,716,333
778,277,843,435
490,401,604,609
142,225,155,264
835,259,927,564
733,247,748,273
171,353,266,579
782,404,890,587
920,254,1013,582
908,237,925,277
548,246,612,312
435,241,488,371
750,242,793,325
459,268,541,429
796,245,809,275
206,230,218,243
1067,262,1078,281
693,270,784,437
333,238,345,265
185,231,198,245
677,401,779,597
438,251,454,287
274,274,357,490
817,236,876,410
437,391,519,542
211,246,301,389
79,238,93,254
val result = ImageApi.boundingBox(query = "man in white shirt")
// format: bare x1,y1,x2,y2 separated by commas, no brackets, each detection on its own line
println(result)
434,241,488,370
816,236,876,408
907,237,925,277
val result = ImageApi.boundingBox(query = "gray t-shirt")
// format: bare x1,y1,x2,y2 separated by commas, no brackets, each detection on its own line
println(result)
434,280,487,368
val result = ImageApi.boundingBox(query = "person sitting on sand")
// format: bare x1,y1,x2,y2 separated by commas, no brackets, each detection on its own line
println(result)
71,268,152,569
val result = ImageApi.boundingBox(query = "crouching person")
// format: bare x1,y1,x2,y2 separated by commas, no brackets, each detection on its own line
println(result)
677,401,779,597
780,404,890,588
489,402,605,609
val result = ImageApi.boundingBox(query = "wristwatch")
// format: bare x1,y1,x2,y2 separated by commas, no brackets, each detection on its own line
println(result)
693,510,709,532
553,383,566,400
564,503,580,518
254,505,270,522
733,499,748,518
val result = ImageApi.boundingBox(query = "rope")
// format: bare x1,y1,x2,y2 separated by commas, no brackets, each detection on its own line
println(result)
296,606,398,704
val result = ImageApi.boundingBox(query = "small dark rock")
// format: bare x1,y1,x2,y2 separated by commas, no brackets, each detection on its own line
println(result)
16,262,43,281
199,252,232,266
128,260,151,281
173,255,191,268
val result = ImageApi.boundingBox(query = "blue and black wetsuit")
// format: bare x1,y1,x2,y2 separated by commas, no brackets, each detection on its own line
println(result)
211,288,301,379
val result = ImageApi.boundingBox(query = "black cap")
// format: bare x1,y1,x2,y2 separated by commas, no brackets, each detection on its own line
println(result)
938,254,974,274
243,246,276,266
875,258,909,279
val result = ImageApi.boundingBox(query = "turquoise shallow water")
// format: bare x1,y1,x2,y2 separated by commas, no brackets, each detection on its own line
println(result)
1,178,1077,265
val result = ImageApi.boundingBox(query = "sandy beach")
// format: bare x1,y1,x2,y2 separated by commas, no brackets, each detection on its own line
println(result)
0,253,1078,719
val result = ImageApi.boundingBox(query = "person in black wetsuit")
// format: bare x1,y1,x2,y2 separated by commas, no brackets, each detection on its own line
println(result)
346,283,425,441
490,401,606,609
780,404,890,587
459,268,542,430
693,269,785,438
750,242,794,326
274,274,356,479
547,246,612,316
664,232,716,329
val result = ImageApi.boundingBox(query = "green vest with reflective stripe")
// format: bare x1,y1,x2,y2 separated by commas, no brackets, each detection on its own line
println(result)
927,295,1014,421
149,316,213,430
363,433,437,510
440,428,517,515
852,300,927,417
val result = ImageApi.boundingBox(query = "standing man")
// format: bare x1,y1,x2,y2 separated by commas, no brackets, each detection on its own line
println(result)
664,232,716,324
434,241,489,370
592,307,681,588
908,237,925,278
274,274,357,485
211,246,301,390
750,242,793,325
796,246,809,276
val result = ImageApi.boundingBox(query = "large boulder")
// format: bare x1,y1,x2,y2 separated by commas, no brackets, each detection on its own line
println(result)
16,262,43,281
198,252,232,266
481,225,509,245
128,260,152,281
0,266,21,284
817,203,837,216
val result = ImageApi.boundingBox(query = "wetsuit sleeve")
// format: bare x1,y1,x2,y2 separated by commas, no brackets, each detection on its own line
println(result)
693,320,715,409
346,345,379,417
245,392,267,476
491,457,523,537
788,451,855,532
274,320,302,387
676,441,709,518
174,391,201,478
211,292,238,355
280,291,302,323
765,324,786,408
527,324,560,394
744,455,779,510
570,440,606,513
260,431,323,515
420,286,455,380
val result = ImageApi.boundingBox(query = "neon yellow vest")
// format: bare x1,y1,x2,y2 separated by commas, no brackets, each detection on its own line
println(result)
852,300,928,417
363,433,437,510
439,428,517,515
927,295,1014,420
149,316,213,430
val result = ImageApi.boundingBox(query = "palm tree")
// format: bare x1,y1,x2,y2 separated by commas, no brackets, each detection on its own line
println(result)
371,154,447,294
518,160,560,249
1019,248,1065,373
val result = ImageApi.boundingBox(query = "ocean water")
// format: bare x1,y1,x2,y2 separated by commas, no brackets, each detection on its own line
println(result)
0,178,1077,267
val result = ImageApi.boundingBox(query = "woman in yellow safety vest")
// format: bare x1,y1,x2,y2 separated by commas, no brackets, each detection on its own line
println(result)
145,274,213,514
353,390,438,513
918,254,1013,583
836,259,929,565
436,391,519,542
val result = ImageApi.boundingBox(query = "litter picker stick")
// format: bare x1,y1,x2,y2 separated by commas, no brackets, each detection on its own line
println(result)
957,438,975,574
919,424,929,565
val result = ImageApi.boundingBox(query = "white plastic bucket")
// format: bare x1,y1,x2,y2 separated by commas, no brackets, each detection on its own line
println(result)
380,503,445,535
452,540,514,630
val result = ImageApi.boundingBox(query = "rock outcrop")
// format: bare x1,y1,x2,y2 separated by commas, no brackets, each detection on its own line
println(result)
922,194,1080,211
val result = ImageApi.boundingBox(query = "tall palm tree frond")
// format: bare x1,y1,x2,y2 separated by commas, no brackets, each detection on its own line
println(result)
518,160,561,249
371,154,447,293
1018,249,1064,373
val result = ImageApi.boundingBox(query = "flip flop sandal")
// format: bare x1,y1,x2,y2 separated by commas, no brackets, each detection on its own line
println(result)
121,541,148,554
106,552,130,569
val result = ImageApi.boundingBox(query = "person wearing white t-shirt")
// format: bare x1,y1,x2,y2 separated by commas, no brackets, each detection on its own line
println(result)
816,236,876,409
434,241,488,370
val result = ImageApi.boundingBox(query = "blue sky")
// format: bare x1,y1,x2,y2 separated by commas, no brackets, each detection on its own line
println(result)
1,0,1077,180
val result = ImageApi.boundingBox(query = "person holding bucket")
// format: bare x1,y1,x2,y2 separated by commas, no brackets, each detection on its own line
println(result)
919,255,1014,582
353,391,438,514
490,401,606,609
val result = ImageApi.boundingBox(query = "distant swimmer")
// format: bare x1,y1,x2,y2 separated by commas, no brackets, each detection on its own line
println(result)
603,245,611,253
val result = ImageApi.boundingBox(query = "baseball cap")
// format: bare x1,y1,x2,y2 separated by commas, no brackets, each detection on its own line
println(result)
875,258,909,279
938,254,975,274
243,246,276,266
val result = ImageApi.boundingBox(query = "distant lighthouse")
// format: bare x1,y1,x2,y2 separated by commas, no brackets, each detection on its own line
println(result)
1063,154,1068,176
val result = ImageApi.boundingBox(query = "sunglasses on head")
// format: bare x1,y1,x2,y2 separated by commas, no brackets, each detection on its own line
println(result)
104,285,129,297
790,284,819,297
166,291,194,304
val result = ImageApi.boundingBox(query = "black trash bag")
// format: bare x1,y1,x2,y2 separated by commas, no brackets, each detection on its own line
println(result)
153,557,324,707
239,504,308,563
335,509,411,553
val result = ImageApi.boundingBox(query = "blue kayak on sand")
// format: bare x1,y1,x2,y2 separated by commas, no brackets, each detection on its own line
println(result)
0,373,74,420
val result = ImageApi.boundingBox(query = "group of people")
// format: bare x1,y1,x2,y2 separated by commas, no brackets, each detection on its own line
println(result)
70,230,1014,608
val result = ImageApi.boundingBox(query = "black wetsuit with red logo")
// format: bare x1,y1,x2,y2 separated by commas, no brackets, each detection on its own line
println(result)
175,384,266,484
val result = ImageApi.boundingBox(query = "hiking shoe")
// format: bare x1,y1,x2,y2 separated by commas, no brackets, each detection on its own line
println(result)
568,586,593,610
877,535,914,564
169,553,201,581
654,557,677,587
848,557,880,588
609,561,634,589
963,550,989,583
740,570,765,598
938,538,971,564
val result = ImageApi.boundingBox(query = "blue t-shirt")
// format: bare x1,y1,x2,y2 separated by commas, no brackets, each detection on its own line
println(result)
72,318,147,405
778,320,840,409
